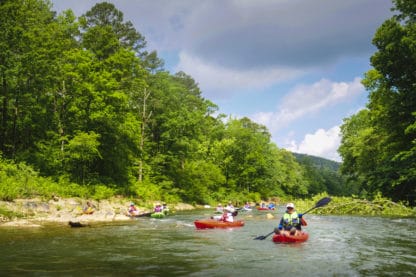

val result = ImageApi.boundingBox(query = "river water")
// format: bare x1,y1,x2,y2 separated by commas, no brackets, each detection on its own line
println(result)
0,208,415,276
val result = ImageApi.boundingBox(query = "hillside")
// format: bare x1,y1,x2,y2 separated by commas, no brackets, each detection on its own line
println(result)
292,153,341,171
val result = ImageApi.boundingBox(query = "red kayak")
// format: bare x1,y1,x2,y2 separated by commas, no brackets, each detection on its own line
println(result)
272,231,309,243
256,207,274,211
194,219,245,229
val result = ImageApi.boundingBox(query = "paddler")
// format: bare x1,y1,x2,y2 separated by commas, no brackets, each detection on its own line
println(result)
275,202,305,235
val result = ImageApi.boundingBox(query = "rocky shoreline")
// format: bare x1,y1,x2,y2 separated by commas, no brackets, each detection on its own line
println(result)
0,197,195,227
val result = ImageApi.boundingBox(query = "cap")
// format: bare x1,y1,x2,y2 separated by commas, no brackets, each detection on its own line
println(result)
286,203,295,208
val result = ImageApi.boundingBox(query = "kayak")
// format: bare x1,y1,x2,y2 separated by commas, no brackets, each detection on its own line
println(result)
272,231,309,243
127,212,152,218
151,212,165,218
256,207,274,211
194,219,245,229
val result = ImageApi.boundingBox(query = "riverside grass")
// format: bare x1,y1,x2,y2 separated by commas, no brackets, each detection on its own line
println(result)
1,160,415,218
283,193,415,217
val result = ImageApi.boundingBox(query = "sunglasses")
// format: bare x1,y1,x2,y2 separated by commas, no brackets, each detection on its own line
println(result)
287,207,294,209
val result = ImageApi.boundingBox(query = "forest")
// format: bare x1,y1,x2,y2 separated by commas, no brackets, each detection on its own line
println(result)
0,0,414,206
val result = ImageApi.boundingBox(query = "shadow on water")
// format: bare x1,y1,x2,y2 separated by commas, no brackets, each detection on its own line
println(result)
0,209,415,276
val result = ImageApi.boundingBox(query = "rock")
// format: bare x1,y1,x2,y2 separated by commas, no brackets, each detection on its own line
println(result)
69,221,88,228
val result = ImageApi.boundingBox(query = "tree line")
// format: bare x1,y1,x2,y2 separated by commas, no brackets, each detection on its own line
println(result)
0,0,414,206
338,0,416,205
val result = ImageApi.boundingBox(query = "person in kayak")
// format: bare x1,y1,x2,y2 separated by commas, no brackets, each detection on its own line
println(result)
83,201,95,215
225,201,235,212
220,210,234,222
275,202,305,235
162,203,170,215
216,203,224,213
128,202,140,216
154,203,163,212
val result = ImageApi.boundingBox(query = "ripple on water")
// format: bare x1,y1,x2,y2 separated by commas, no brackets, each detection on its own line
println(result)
1,212,415,276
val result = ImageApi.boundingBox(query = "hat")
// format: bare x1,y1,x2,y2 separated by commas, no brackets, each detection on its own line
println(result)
286,203,295,208
130,202,134,206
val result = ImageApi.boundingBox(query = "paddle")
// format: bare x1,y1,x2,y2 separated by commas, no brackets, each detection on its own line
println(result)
253,197,331,240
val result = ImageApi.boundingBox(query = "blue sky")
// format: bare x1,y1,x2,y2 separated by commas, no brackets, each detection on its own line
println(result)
51,0,394,162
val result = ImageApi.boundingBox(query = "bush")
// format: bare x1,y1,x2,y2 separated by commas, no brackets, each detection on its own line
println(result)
310,193,415,217
92,185,116,200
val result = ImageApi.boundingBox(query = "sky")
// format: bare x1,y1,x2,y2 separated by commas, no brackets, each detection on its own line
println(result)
51,0,395,162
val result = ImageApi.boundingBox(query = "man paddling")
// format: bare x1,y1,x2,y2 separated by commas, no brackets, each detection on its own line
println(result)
275,202,305,236
255,197,330,240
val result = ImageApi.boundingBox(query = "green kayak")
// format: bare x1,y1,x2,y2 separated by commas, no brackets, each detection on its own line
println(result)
150,212,165,218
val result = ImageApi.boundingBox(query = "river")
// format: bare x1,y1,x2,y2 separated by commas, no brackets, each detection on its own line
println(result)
1,208,415,276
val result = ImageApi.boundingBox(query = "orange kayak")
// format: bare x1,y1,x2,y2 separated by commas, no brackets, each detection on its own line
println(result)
272,231,309,243
194,219,245,229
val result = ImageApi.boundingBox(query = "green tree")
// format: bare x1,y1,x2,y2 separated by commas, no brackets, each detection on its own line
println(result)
0,0,56,159
339,0,416,203
65,131,101,185
80,2,146,57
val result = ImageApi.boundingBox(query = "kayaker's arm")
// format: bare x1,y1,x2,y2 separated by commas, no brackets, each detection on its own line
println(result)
278,217,283,230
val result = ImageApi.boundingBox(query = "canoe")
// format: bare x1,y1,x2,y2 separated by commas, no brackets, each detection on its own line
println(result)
272,231,309,243
194,219,245,229
128,212,152,218
151,212,165,218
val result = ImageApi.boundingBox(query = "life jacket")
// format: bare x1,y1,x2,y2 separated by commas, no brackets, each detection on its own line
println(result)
282,211,300,228
221,212,233,222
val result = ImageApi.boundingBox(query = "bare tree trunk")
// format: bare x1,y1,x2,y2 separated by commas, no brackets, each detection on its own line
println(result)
138,88,152,182
53,81,67,170
1,73,8,154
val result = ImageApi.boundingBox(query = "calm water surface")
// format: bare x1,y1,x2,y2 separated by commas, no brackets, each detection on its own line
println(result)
0,208,415,276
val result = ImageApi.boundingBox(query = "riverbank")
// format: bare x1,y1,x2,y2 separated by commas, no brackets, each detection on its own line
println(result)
0,197,195,227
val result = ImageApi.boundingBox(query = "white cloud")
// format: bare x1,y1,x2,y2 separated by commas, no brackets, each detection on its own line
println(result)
286,126,342,162
252,77,364,132
175,51,302,99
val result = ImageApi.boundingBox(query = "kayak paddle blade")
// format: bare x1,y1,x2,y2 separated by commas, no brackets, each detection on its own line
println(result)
315,197,331,208
254,231,275,240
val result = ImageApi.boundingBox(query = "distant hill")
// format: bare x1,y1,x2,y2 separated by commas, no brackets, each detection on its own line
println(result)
292,153,341,171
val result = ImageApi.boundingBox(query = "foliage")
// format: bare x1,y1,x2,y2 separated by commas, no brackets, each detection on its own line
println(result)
0,158,106,200
294,153,357,196
0,0,318,205
292,153,340,171
339,0,416,204
281,193,415,217
320,194,415,217
0,0,413,209
91,185,117,200
0,205,25,221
